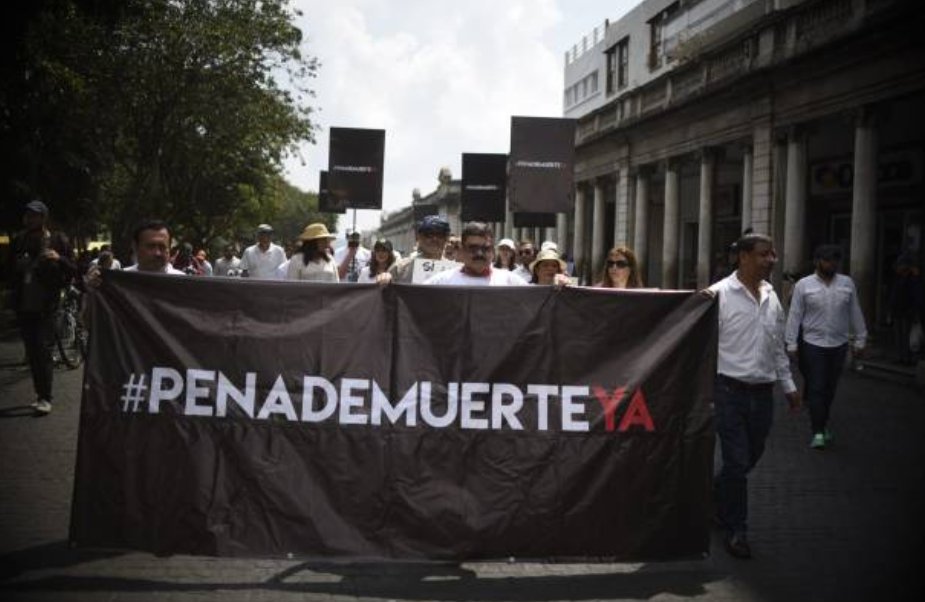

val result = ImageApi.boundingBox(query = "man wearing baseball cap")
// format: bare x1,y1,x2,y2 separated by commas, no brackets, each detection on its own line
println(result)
381,215,452,284
8,200,76,415
240,223,286,279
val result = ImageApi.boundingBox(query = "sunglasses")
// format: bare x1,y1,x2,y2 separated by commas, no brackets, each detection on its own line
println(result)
607,259,630,269
465,244,493,255
518,249,535,256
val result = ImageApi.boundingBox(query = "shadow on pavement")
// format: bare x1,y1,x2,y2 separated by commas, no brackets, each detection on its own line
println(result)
0,404,41,419
0,541,125,581
0,547,721,600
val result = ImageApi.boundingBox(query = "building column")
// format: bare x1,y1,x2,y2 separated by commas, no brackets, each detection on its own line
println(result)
850,107,878,323
614,167,631,248
591,179,607,279
741,145,754,233
697,149,716,288
504,199,514,239
662,161,680,289
633,167,651,271
783,127,807,277
573,186,587,282
556,212,569,254
751,120,774,235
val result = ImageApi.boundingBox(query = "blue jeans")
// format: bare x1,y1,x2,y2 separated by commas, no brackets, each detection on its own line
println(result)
713,375,774,535
798,341,848,435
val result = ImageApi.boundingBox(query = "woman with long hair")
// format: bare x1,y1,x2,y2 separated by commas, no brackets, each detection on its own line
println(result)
287,223,339,282
595,246,643,288
359,239,396,282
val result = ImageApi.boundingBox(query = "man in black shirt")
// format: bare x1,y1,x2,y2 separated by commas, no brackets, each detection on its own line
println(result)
8,201,76,415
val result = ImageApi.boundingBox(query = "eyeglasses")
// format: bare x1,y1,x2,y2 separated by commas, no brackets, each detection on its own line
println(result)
518,249,535,256
464,244,493,255
607,259,630,269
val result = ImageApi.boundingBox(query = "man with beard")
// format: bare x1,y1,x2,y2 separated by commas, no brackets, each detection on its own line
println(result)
785,244,867,450
707,233,801,559
423,222,527,286
8,200,76,415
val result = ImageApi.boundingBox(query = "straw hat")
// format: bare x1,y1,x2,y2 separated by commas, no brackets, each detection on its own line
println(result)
529,248,567,274
298,223,337,241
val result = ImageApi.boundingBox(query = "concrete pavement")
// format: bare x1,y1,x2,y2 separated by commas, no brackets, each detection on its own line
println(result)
1,313,922,602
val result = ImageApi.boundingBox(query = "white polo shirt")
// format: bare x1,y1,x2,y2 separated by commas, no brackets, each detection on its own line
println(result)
240,243,286,280
424,267,529,287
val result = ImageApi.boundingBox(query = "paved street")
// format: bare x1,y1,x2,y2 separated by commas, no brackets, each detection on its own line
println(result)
0,315,922,602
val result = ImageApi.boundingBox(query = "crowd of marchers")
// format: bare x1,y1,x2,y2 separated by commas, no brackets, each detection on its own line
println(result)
7,199,921,562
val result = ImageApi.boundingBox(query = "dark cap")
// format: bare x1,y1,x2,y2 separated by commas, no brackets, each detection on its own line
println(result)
813,244,842,261
25,200,48,215
417,215,450,234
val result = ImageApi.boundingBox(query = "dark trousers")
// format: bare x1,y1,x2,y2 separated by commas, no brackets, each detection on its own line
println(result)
798,341,848,435
713,375,774,535
17,311,54,402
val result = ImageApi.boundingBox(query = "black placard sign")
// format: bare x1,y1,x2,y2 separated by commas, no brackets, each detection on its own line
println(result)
328,127,385,210
508,116,576,214
461,153,507,222
513,212,557,228
317,171,347,214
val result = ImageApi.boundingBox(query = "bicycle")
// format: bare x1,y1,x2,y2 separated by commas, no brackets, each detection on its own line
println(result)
53,284,88,369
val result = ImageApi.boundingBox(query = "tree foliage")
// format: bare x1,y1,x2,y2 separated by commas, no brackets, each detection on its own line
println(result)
1,0,334,258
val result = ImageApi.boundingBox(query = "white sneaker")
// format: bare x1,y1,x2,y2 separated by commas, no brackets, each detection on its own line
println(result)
34,400,52,415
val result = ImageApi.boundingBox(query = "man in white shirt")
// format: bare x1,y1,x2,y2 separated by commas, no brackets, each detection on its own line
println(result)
213,244,242,277
785,244,867,450
425,222,528,287
707,233,801,560
240,224,286,279
123,220,187,275
87,219,186,281
333,231,371,282
512,240,535,283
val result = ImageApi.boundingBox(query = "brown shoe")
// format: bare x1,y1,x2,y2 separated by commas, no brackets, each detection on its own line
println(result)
724,533,752,559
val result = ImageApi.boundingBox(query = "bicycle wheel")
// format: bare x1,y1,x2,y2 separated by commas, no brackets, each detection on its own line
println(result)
55,308,84,369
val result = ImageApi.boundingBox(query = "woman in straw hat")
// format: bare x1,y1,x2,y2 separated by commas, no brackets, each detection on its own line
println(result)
529,248,570,287
287,223,339,282
595,246,644,289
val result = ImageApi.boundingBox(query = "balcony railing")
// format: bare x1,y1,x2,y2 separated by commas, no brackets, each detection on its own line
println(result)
565,21,608,65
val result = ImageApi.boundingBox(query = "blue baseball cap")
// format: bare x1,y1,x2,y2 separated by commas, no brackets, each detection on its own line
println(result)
417,215,450,234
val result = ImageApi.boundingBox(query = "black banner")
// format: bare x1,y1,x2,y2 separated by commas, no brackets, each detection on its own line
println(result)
317,171,347,214
461,153,507,222
71,272,717,561
508,116,576,215
328,127,385,210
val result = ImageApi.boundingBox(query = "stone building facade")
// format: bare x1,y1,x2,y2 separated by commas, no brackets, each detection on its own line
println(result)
563,0,924,325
